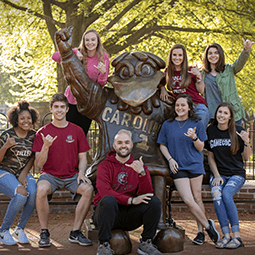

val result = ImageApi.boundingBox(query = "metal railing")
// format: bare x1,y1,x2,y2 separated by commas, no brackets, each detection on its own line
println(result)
1,112,254,179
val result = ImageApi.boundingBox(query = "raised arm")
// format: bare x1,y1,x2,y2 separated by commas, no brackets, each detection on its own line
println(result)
232,39,254,74
54,27,107,120
35,134,57,169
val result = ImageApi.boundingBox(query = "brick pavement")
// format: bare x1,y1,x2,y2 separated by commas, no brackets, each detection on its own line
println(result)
1,213,255,255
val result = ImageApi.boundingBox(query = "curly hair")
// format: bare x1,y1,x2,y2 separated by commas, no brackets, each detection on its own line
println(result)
7,100,39,127
168,94,200,122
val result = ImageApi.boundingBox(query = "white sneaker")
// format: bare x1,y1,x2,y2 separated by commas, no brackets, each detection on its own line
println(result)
0,229,17,245
12,227,30,244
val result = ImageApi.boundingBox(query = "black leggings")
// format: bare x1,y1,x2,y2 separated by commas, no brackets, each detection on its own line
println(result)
66,104,92,135
93,195,161,243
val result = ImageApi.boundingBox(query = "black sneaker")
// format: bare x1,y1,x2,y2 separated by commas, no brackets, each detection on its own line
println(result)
38,229,51,247
192,232,205,245
68,230,92,246
206,219,220,244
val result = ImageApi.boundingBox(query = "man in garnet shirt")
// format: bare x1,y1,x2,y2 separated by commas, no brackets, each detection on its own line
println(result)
32,93,93,248
93,129,162,255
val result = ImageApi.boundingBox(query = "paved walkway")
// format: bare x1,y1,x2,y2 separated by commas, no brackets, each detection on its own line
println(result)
1,212,255,255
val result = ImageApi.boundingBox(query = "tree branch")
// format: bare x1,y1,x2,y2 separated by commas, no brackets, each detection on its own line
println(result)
103,0,142,32
1,0,64,27
43,0,68,10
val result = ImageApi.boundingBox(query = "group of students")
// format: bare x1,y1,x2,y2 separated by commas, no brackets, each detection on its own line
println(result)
0,94,94,248
0,26,254,253
157,38,253,249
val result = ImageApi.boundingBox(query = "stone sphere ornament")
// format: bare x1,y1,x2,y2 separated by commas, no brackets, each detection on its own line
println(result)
110,229,132,255
153,227,184,253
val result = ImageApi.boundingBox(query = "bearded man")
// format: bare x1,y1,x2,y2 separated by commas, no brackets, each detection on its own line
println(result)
93,129,162,255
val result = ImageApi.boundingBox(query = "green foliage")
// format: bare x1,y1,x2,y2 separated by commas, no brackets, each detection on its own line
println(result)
0,0,254,114
0,0,57,104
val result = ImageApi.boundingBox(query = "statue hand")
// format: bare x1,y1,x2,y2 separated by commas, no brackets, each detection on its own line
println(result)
55,26,73,44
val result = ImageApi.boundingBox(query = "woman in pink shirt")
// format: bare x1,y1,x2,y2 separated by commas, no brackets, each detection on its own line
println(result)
159,44,209,130
52,28,110,135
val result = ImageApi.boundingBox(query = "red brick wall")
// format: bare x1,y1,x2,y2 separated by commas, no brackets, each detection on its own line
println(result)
1,185,255,216
171,184,255,213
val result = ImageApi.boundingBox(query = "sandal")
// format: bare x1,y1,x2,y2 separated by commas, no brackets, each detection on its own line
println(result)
225,237,244,249
215,236,231,249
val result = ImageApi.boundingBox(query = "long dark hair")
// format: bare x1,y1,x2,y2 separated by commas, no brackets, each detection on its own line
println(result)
203,43,225,73
166,44,191,90
212,102,239,154
168,94,200,122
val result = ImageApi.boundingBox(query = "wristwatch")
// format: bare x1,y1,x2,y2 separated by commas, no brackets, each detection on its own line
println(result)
138,170,146,177
192,136,198,141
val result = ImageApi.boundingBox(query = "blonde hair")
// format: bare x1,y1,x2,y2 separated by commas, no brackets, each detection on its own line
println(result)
78,29,107,69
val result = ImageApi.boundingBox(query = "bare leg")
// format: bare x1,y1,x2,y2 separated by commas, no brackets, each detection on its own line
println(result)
190,175,205,233
174,178,209,229
73,182,93,230
36,180,52,229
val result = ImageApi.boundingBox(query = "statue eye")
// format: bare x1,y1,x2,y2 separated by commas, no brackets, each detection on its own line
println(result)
141,64,152,76
119,66,130,79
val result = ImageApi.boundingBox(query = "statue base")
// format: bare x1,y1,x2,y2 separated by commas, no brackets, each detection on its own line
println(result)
86,219,185,253
153,226,185,253
110,229,132,255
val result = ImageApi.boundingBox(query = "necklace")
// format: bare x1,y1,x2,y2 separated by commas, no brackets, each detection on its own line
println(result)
177,119,188,128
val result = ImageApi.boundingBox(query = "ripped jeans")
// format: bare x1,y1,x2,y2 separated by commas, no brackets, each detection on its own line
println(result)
0,169,37,231
210,174,245,235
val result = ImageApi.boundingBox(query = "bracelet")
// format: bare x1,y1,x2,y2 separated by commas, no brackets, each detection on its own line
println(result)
244,142,251,147
192,136,198,141
168,157,173,161
196,78,202,83
130,197,133,204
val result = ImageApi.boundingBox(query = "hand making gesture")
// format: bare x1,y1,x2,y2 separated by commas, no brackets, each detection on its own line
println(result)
94,60,106,74
41,133,57,149
243,38,255,51
236,128,250,145
184,127,197,140
4,133,17,149
188,67,202,80
125,156,144,174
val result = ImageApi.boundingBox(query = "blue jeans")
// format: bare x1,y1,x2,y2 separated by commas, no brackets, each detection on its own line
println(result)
0,170,37,231
210,175,245,235
235,119,242,125
194,104,209,130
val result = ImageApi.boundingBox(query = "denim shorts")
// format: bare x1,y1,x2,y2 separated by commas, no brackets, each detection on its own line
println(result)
38,173,80,201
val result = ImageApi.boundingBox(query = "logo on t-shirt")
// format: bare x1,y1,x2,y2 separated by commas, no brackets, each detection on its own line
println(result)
210,138,231,149
172,75,186,94
66,135,75,143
